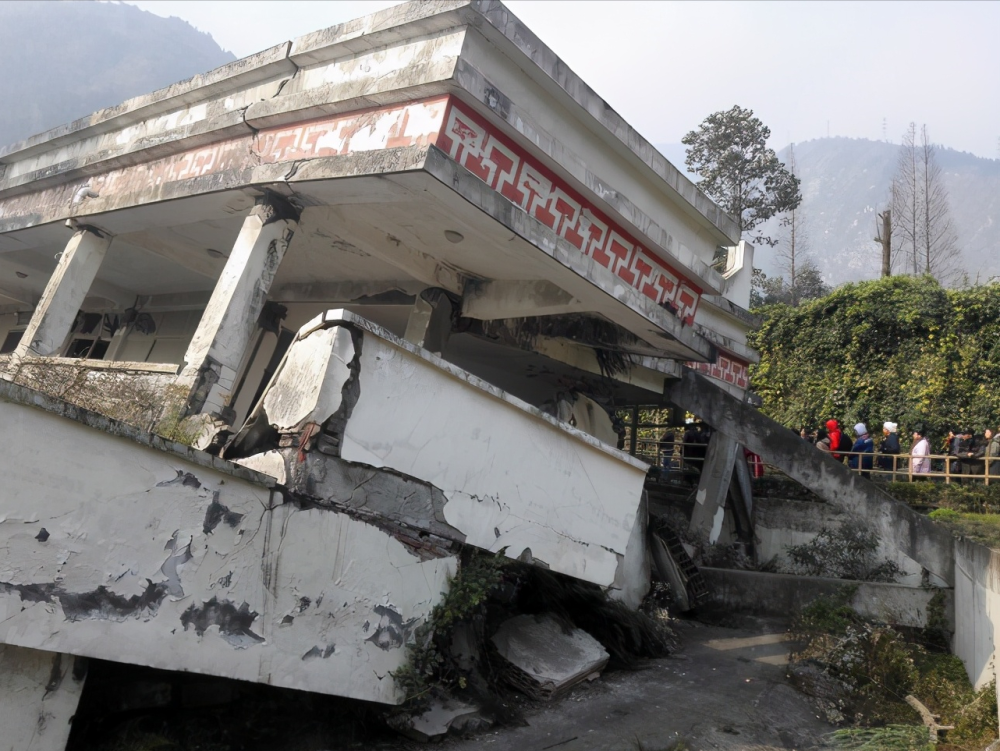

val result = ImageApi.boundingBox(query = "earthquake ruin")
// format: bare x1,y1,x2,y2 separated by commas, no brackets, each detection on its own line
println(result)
0,2,997,748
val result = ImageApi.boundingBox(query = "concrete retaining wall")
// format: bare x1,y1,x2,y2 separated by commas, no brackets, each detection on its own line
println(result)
702,568,953,631
754,496,947,588
953,538,1000,694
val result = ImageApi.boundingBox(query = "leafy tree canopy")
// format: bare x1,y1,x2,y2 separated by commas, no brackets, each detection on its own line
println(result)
751,264,830,307
683,105,802,246
748,275,1000,443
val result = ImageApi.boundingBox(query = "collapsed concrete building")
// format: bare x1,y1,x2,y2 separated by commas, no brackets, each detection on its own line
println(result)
0,1,994,748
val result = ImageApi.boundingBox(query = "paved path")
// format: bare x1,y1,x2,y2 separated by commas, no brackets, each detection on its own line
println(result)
440,620,834,751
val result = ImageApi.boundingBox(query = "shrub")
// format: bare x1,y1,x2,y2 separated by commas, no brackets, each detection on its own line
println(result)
784,521,902,582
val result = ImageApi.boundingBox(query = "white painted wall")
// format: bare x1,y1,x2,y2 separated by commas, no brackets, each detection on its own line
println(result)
0,399,455,705
314,314,651,588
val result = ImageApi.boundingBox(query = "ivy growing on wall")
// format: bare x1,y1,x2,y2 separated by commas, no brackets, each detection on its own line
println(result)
748,275,1000,444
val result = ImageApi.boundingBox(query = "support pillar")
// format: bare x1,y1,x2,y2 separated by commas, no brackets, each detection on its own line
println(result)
181,192,299,419
0,645,87,751
689,431,739,543
13,226,111,359
403,287,454,355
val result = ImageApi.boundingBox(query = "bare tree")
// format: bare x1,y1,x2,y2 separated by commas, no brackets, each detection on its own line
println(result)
888,123,961,285
918,125,960,283
875,208,892,278
775,143,810,304
892,123,920,274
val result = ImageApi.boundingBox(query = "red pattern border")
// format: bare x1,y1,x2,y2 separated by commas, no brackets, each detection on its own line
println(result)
687,356,749,390
435,99,702,325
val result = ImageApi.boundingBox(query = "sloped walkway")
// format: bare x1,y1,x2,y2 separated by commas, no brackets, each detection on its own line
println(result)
441,619,834,751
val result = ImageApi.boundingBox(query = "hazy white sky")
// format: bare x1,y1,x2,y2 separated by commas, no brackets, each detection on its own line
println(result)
122,0,1000,160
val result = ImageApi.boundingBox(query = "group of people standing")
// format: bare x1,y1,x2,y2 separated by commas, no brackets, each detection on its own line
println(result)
799,419,1000,479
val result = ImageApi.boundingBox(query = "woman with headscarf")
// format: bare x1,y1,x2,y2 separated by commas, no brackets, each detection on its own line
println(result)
848,423,875,477
879,421,901,475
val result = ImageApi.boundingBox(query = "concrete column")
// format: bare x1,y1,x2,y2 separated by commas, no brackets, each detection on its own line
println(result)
689,431,740,543
13,226,111,359
0,645,87,751
181,192,299,418
403,287,454,355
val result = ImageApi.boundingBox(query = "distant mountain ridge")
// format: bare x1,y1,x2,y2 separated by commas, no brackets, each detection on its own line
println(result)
0,1,235,149
656,138,1000,287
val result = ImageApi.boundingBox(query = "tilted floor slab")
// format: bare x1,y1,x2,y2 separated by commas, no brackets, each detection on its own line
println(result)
0,383,456,705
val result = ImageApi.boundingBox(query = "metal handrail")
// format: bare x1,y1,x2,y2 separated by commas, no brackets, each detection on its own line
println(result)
645,438,1000,485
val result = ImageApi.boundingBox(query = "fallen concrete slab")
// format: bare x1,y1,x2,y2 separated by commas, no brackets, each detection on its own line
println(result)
491,614,609,701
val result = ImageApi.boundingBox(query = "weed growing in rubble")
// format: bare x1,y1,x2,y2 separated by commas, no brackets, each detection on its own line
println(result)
784,520,902,582
391,549,509,706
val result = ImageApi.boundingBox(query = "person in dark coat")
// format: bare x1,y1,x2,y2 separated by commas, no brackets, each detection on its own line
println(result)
964,429,987,479
878,421,901,474
848,422,874,477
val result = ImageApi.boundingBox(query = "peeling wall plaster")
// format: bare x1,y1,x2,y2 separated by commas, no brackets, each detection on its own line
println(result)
0,399,455,705
328,321,648,587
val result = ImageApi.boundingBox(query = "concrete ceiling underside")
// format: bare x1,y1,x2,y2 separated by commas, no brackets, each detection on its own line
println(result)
0,172,709,360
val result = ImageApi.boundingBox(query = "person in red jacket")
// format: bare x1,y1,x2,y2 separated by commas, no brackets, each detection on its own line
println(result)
826,419,844,461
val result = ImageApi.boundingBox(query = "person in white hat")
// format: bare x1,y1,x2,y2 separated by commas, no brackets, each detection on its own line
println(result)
879,421,901,476
848,422,874,477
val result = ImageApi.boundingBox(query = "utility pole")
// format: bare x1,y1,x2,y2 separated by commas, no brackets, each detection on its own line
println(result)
875,208,892,277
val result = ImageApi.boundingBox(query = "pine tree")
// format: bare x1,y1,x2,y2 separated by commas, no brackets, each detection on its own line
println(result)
682,105,801,247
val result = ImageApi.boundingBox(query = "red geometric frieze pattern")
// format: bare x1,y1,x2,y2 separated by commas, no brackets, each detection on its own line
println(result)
435,99,702,325
687,356,749,390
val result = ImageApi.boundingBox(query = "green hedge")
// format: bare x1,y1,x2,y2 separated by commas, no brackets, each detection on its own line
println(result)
748,276,1000,445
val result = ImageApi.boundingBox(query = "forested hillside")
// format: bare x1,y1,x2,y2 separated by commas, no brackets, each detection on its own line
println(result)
0,2,234,149
748,276,1000,443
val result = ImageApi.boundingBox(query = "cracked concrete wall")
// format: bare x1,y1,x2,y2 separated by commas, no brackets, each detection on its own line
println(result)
344,328,647,587
0,397,456,705
238,312,649,593
0,645,86,751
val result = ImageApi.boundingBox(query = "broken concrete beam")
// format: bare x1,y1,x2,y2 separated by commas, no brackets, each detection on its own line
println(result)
0,645,86,751
491,614,609,700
